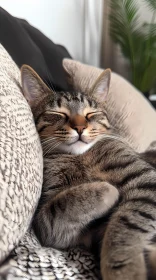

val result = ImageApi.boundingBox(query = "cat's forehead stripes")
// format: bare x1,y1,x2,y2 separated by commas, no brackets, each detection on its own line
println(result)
52,91,98,115
55,91,96,105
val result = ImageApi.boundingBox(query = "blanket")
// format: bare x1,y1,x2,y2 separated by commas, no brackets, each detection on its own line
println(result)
4,230,99,280
0,7,71,91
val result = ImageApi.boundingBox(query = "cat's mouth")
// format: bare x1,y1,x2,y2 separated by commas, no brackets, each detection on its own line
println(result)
58,135,96,154
68,139,87,146
68,134,90,145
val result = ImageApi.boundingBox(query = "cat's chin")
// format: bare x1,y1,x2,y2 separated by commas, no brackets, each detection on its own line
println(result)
58,140,95,155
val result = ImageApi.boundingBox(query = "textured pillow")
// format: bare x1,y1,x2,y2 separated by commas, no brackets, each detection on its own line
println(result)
63,59,156,152
0,44,43,263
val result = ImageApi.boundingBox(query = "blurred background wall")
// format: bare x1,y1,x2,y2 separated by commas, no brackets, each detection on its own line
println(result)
0,0,155,93
0,0,102,66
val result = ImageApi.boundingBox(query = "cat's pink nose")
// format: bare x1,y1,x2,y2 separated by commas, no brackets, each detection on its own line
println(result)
74,126,85,135
70,114,88,135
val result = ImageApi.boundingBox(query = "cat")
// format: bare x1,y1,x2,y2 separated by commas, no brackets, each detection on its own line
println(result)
21,65,156,280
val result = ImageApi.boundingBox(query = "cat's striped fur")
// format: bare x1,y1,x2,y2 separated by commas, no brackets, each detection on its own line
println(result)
21,65,156,280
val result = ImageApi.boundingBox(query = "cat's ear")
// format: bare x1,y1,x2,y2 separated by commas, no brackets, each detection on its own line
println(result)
21,65,51,108
62,59,74,90
90,69,111,102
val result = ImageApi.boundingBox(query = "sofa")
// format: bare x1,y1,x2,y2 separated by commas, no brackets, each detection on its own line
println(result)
1,43,156,280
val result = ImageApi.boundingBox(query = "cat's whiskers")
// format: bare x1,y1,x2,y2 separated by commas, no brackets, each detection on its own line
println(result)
54,133,69,135
43,142,61,156
42,140,55,153
99,132,129,145
43,144,52,156
88,134,99,138
53,134,67,138
41,136,62,156
41,138,58,146
41,137,57,142
41,136,57,141
42,143,56,154
42,139,59,147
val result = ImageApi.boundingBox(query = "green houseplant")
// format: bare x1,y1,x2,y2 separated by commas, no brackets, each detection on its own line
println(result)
109,0,156,97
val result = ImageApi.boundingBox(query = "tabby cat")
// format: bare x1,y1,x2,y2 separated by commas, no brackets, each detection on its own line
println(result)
21,65,156,280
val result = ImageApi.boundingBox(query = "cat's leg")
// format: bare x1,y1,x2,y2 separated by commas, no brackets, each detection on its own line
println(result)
33,182,118,249
101,244,156,280
100,208,156,280
101,214,146,280
144,244,156,280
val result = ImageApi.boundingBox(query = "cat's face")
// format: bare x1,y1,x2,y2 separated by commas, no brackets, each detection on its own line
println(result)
21,66,111,155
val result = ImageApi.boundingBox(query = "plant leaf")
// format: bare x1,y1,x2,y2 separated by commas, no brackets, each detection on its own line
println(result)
143,0,156,11
140,58,156,92
109,0,142,84
109,0,156,92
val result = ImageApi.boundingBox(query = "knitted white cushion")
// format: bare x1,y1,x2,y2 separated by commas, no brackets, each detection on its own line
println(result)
0,44,43,263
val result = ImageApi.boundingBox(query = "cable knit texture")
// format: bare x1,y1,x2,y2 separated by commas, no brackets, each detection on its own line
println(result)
0,44,43,263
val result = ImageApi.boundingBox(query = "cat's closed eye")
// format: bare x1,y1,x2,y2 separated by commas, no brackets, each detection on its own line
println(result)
46,111,67,117
46,111,68,120
43,111,68,123
86,111,105,121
